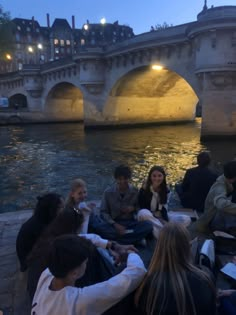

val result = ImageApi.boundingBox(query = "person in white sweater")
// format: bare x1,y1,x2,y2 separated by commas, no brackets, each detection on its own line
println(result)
31,234,146,315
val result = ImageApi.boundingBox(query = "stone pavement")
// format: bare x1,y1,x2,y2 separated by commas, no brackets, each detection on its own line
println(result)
0,210,32,315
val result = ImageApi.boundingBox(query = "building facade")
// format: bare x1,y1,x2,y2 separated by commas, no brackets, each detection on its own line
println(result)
0,15,134,73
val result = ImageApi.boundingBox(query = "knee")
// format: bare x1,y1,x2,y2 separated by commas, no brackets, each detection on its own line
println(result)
137,209,153,220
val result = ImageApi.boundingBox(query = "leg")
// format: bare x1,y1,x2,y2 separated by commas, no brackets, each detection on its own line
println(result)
137,209,163,239
115,218,153,245
168,212,191,227
89,214,119,241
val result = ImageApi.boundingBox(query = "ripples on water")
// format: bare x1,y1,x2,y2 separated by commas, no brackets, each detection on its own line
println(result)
0,119,236,212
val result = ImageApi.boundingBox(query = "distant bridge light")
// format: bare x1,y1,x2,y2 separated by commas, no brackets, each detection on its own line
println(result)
100,18,106,25
152,65,163,71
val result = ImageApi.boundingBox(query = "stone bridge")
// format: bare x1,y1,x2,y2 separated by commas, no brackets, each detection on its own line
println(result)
1,5,236,138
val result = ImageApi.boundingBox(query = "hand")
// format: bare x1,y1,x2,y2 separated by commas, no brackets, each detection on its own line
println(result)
87,202,96,210
113,223,126,235
114,243,138,254
120,206,135,214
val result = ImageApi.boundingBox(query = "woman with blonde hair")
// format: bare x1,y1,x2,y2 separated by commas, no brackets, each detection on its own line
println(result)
66,178,95,233
135,222,216,315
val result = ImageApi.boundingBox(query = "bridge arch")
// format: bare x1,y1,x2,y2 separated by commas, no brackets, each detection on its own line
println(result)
103,64,199,125
44,82,84,121
8,93,28,109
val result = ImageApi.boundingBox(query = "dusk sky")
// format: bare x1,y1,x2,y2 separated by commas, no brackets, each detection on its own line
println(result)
1,0,235,34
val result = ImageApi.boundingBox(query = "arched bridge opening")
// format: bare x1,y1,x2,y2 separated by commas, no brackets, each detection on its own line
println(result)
9,94,28,110
105,66,199,125
45,82,83,122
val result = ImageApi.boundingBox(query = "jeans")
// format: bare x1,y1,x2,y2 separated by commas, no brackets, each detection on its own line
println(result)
89,214,153,245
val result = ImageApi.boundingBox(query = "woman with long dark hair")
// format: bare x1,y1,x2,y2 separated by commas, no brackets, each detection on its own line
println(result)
135,222,216,315
16,192,64,271
137,166,191,238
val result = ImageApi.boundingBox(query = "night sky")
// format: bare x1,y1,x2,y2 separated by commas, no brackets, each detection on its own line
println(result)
1,0,235,34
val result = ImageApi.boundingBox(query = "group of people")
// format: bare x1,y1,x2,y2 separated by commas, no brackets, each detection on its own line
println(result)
15,155,236,315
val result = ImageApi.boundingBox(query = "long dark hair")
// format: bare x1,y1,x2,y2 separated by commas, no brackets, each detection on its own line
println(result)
135,223,215,315
34,193,63,225
28,206,84,265
145,166,168,204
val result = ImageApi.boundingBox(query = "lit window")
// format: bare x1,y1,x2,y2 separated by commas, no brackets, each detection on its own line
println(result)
113,38,116,43
54,39,59,45
55,47,59,54
17,25,21,31
66,40,70,45
60,39,65,46
81,39,85,45
113,31,116,35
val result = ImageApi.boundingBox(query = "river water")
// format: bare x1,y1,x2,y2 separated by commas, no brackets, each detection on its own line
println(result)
0,119,235,213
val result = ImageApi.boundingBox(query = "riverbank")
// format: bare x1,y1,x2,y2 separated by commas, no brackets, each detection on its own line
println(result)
0,210,32,315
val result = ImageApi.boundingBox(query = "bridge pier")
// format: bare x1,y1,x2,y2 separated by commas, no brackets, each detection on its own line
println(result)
201,72,236,139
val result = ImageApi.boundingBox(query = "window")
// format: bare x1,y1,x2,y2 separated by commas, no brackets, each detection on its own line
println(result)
26,27,31,32
16,43,21,49
54,39,59,45
17,25,21,31
61,47,65,53
81,39,85,45
16,33,20,42
91,39,95,45
27,35,32,43
55,47,59,54
60,39,65,46
36,28,40,33
66,40,71,45
67,47,71,54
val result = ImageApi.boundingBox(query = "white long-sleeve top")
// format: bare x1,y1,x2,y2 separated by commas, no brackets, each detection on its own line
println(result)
31,253,146,315
79,233,108,249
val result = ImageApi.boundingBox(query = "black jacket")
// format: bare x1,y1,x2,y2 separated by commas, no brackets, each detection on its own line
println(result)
138,188,168,221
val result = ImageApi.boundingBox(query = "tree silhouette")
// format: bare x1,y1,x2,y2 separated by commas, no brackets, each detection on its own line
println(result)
0,5,13,60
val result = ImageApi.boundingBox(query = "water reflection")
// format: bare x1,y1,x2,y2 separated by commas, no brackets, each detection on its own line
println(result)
0,120,236,212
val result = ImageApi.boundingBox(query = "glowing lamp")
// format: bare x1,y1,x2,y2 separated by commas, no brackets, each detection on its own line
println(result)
100,18,106,25
152,65,163,71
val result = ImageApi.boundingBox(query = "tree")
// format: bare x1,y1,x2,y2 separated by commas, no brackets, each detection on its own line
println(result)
154,22,173,31
0,5,13,60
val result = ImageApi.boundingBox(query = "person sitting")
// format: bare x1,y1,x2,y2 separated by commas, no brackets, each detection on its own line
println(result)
90,165,153,245
135,222,216,315
16,193,64,272
190,160,236,237
66,178,96,233
31,234,146,315
27,205,138,302
176,151,217,212
137,166,191,239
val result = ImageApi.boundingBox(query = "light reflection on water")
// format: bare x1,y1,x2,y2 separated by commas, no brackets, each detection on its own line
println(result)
0,119,235,212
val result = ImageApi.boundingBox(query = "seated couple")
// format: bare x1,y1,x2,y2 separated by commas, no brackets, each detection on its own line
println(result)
90,164,191,242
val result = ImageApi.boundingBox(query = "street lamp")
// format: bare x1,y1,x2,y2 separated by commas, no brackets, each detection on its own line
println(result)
37,43,43,50
100,17,106,25
6,54,12,60
28,46,34,53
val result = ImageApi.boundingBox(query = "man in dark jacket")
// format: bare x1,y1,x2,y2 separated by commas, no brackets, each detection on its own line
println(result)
177,152,217,212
